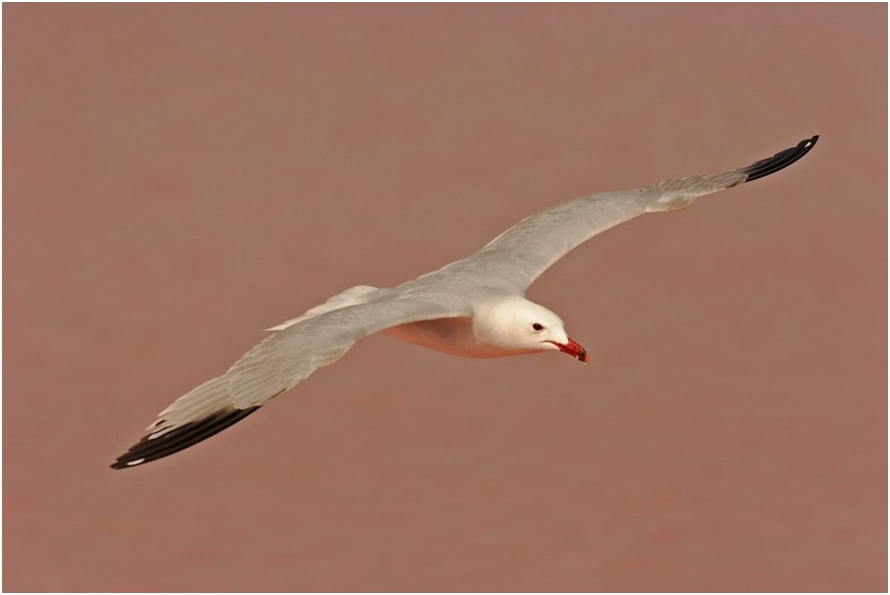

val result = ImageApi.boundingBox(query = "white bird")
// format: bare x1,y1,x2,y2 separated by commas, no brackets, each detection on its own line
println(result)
112,136,818,469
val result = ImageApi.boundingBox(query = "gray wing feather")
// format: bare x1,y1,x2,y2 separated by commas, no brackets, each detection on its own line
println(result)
111,295,468,468
442,136,818,292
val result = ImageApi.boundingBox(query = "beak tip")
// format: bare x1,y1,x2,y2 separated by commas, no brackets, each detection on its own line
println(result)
548,338,589,363
563,337,589,363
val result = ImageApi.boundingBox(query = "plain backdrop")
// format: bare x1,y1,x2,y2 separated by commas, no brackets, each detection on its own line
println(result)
4,4,886,592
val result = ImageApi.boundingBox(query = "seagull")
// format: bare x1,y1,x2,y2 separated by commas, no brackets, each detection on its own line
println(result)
111,136,818,469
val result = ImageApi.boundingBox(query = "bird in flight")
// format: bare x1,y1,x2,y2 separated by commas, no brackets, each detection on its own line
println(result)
112,136,818,469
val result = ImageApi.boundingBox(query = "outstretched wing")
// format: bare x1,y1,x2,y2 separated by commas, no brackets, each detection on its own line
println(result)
111,295,468,469
444,136,818,294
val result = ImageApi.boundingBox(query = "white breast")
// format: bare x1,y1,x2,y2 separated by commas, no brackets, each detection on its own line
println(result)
383,317,512,358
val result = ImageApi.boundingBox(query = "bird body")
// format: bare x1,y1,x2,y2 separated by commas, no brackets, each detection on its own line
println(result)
112,136,818,469
384,295,582,360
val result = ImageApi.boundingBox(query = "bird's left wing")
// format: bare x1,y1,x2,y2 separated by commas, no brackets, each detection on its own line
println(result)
111,295,468,469
443,136,818,294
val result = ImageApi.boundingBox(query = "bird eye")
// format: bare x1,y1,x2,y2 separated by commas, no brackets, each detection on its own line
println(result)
532,323,544,331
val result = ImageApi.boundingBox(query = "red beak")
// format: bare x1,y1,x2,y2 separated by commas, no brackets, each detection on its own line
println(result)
548,337,589,363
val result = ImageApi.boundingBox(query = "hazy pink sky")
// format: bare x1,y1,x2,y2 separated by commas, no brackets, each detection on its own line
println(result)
4,4,886,592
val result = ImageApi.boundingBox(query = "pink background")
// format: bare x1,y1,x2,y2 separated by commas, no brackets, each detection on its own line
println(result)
4,4,886,592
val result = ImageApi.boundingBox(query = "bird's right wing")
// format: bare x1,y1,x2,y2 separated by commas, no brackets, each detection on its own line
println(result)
111,294,469,469
442,136,818,294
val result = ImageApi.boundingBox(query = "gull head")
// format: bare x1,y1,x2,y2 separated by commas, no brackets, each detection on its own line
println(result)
473,297,589,362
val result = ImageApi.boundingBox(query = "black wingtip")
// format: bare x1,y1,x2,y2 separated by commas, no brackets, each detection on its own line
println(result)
740,135,819,183
110,406,261,470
